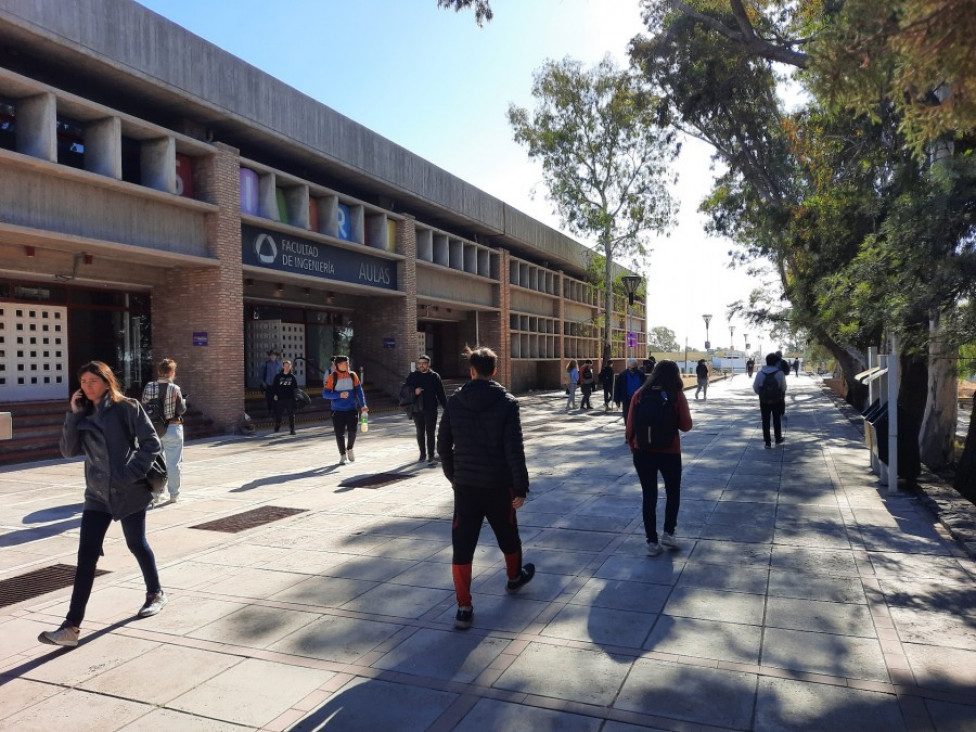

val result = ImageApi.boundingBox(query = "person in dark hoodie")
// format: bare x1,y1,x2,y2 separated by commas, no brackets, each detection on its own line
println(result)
272,359,299,435
403,355,448,465
437,346,534,630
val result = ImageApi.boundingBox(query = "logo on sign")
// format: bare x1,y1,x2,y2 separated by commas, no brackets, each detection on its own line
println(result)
254,233,278,264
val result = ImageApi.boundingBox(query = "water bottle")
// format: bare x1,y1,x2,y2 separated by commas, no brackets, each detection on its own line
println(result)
359,411,369,433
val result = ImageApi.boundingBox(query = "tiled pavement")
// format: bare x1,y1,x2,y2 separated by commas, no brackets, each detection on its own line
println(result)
1,375,975,731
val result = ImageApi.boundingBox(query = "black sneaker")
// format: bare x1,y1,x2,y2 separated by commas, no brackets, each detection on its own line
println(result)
455,606,473,630
505,563,536,594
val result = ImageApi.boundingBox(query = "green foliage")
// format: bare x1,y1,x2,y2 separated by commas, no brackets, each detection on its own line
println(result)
435,0,493,26
648,326,680,352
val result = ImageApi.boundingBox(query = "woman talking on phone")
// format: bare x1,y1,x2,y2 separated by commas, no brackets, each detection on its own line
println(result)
38,361,167,648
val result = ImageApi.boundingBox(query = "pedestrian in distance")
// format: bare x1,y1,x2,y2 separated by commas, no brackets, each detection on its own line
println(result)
322,355,368,464
695,359,709,400
141,358,187,504
614,358,647,426
565,359,579,411
754,352,788,448
746,357,756,378
626,360,693,556
437,346,534,630
259,349,282,416
579,359,596,409
599,361,615,411
272,359,299,435
38,361,166,648
792,358,801,377
403,355,448,465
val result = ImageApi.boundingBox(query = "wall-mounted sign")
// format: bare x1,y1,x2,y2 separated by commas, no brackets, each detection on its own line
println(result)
193,332,208,346
383,337,395,348
241,224,397,290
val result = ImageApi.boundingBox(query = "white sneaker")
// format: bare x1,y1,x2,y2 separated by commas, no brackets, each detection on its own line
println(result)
38,625,79,647
646,542,663,556
660,532,680,549
347,449,356,462
339,454,347,465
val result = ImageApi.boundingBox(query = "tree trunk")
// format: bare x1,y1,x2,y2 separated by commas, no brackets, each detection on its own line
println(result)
602,235,613,365
954,396,976,504
809,324,868,408
919,309,958,471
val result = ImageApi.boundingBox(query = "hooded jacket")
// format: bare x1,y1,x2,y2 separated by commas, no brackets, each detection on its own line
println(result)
60,395,162,520
436,378,529,497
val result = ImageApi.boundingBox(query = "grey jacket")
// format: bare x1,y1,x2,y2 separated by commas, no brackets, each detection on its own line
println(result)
60,396,162,520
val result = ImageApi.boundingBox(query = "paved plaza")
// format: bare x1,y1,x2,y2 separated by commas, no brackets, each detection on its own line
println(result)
1,375,975,731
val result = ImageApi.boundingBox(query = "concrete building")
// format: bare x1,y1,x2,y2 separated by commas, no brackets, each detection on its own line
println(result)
0,0,645,438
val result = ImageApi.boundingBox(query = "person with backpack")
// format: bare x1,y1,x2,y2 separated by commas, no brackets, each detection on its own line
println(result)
626,360,693,556
754,352,788,448
694,359,710,400
141,358,187,504
403,355,448,464
579,359,596,410
614,359,647,425
599,361,615,411
565,359,580,411
322,355,368,464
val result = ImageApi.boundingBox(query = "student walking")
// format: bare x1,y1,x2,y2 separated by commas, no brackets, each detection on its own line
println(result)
437,346,534,630
695,359,709,400
565,359,579,411
272,359,299,435
579,359,596,409
38,361,166,648
599,362,615,411
614,359,646,426
754,352,788,448
259,350,282,416
322,355,368,464
403,355,448,464
141,358,187,503
626,360,693,556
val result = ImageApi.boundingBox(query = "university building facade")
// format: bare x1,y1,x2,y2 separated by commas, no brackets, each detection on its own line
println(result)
0,0,645,433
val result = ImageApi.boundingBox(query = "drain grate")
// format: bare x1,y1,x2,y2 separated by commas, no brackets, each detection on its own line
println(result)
190,506,308,533
339,472,415,489
0,563,109,609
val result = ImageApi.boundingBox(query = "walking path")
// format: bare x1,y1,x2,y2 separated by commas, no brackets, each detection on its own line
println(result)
1,375,975,730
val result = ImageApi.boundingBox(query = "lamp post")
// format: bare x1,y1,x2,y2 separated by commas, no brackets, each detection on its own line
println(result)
729,325,736,375
621,276,642,362
702,314,712,351
743,333,750,354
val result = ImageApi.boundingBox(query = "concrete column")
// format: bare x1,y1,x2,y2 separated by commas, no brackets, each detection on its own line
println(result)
16,92,56,162
284,185,309,229
258,172,277,220
495,249,511,389
141,136,176,193
83,116,121,179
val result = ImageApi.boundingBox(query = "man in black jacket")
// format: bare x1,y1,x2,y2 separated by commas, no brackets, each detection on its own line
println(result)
437,346,534,630
403,355,448,465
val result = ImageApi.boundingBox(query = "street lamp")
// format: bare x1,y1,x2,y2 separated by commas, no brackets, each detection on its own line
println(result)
743,333,750,353
621,276,642,361
702,314,712,351
729,325,736,375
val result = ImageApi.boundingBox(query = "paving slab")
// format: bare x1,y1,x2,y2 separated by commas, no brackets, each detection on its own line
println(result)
754,676,906,731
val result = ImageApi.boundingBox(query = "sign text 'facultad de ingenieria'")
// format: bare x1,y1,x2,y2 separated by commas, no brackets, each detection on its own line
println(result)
241,224,397,290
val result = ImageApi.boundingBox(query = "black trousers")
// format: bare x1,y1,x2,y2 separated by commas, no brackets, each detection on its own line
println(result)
760,401,784,444
332,410,359,454
68,509,160,627
274,400,295,432
452,486,522,565
580,384,593,408
632,450,682,543
603,383,613,406
413,411,437,458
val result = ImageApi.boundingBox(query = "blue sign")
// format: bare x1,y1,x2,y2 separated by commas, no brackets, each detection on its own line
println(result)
241,224,397,290
626,332,637,348
193,332,208,346
383,337,395,348
336,203,352,241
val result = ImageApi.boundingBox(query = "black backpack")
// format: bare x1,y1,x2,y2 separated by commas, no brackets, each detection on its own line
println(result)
144,383,169,437
580,366,594,385
758,371,781,405
634,388,678,450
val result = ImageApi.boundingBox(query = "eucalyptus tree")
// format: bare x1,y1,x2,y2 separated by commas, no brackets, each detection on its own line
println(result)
508,56,678,363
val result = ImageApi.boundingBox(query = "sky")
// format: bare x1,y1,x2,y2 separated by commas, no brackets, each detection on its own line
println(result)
136,0,779,354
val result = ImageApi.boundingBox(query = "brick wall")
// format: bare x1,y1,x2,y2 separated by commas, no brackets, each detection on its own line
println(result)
151,143,243,430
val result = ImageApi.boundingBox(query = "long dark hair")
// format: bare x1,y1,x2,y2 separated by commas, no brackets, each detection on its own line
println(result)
639,359,683,401
77,361,125,403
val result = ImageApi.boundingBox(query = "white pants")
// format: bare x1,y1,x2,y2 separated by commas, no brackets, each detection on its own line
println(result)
161,424,184,499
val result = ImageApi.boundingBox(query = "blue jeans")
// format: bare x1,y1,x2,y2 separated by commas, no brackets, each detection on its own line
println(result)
161,424,183,499
632,450,682,543
66,508,160,628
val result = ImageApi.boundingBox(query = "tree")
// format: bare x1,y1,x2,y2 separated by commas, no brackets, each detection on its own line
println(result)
508,56,678,363
435,0,493,26
648,326,680,352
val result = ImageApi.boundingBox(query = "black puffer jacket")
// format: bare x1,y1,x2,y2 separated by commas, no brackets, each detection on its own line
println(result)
437,378,529,497
60,395,162,520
